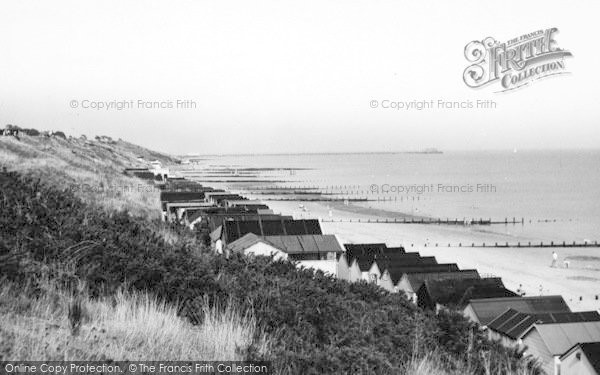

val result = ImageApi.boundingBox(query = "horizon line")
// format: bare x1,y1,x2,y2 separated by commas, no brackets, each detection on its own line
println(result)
175,148,600,158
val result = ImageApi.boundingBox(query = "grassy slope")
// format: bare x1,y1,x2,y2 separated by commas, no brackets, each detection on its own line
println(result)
1,134,262,361
0,134,176,219
0,281,258,361
0,133,539,374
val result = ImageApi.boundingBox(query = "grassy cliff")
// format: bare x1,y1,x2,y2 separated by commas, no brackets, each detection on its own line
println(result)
0,132,540,374
0,133,175,219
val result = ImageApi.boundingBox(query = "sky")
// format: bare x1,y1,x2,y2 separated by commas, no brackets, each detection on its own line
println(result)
0,0,599,154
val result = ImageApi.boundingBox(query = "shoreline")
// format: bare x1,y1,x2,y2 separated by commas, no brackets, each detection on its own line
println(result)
255,197,600,311
176,164,600,312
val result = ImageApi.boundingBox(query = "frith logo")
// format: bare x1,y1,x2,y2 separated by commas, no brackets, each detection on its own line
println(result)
463,28,572,92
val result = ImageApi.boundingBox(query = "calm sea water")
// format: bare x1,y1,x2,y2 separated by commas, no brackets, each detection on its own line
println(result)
189,150,600,242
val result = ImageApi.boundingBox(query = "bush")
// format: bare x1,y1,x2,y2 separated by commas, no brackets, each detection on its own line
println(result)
52,131,67,139
22,128,41,136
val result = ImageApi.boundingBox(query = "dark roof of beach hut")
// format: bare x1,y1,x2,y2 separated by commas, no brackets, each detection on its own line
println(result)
386,263,460,285
222,218,322,243
488,308,600,340
344,244,415,272
343,243,446,285
418,277,517,309
204,213,292,232
160,191,207,210
186,205,289,228
164,179,211,192
465,295,571,326
376,254,438,275
344,243,388,255
207,193,247,204
383,246,406,254
344,244,387,272
581,343,600,373
160,191,206,202
401,269,480,294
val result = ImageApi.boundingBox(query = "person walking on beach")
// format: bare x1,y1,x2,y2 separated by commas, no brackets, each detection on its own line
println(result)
551,251,558,268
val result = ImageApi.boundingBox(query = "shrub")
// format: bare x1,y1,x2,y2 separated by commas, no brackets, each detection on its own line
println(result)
22,128,41,136
52,131,67,139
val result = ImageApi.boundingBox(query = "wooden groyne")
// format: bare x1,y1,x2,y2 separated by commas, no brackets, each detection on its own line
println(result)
318,217,531,225
264,197,371,202
319,217,576,226
402,241,600,249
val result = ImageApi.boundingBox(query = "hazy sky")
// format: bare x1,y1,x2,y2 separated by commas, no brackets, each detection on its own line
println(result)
1,0,599,154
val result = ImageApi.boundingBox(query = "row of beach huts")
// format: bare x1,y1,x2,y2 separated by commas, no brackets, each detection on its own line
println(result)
126,163,600,375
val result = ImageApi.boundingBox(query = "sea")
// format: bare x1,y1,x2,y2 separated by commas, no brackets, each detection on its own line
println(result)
180,150,600,243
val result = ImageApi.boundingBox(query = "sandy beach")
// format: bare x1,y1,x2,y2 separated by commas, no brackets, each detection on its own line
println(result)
262,199,600,311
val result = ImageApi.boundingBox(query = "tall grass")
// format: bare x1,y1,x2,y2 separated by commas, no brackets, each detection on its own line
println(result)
0,135,164,220
0,281,266,361
403,355,539,375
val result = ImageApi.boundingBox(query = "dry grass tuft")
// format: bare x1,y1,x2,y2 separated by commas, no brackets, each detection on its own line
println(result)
402,353,540,375
0,281,265,361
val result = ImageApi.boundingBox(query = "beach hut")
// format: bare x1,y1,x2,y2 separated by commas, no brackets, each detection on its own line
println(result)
344,244,432,268
159,191,207,210
336,252,352,281
417,277,518,311
224,199,269,209
487,309,600,349
344,244,437,286
264,234,343,260
463,295,571,326
343,244,388,284
362,261,381,284
225,233,345,276
377,269,396,292
559,342,600,375
204,192,245,205
347,258,364,283
164,202,215,223
521,321,600,375
226,233,288,261
397,270,480,302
